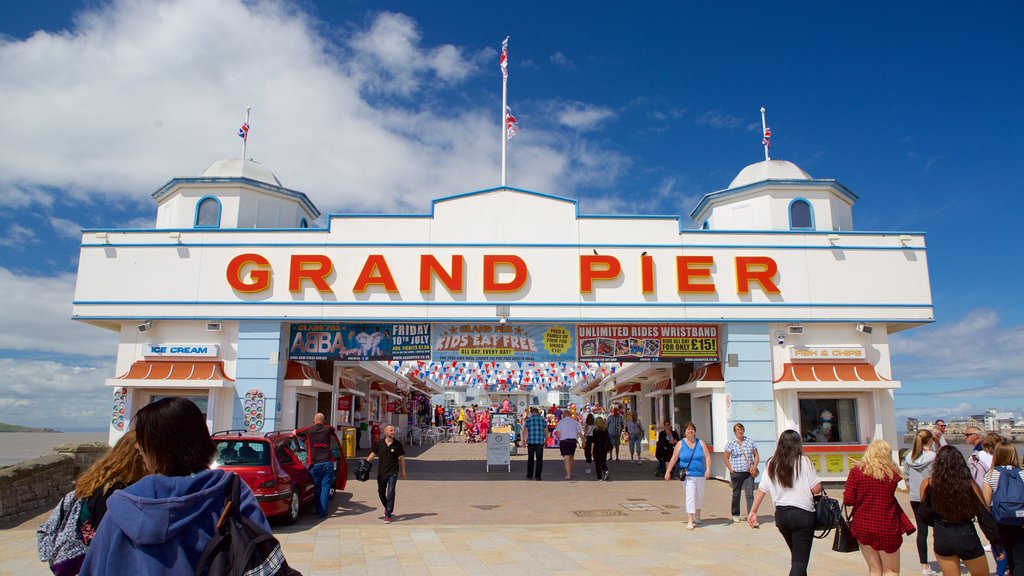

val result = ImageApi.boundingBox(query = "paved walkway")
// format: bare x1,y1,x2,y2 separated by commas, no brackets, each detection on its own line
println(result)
0,439,996,575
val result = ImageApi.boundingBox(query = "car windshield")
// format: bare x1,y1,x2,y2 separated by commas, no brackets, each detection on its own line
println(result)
214,440,270,466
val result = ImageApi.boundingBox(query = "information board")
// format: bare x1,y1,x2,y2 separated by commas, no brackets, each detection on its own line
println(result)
487,431,511,471
490,412,518,455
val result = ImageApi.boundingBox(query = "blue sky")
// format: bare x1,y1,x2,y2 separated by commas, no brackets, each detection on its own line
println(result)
0,0,1021,429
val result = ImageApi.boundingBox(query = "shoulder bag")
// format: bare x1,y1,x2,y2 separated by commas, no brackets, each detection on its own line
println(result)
678,439,698,482
832,505,859,553
813,485,841,536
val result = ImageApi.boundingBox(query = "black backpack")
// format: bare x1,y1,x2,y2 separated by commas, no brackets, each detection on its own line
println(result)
194,473,302,576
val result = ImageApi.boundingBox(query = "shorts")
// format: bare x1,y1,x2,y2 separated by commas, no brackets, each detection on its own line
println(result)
933,519,985,561
559,439,578,456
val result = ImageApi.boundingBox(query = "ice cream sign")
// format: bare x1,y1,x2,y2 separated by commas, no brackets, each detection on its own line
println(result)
144,344,219,358
790,346,865,361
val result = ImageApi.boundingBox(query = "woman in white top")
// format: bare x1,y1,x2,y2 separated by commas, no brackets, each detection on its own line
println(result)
903,428,937,575
748,429,822,576
625,412,644,464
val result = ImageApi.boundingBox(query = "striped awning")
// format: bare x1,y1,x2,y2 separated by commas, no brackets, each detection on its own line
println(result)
338,376,366,397
648,377,674,397
773,363,889,383
117,361,233,381
284,361,326,383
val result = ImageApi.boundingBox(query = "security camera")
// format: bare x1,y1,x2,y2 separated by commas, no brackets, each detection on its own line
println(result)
775,332,786,345
137,320,152,333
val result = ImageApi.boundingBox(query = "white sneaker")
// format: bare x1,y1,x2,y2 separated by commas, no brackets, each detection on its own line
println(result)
921,569,937,576
732,516,741,522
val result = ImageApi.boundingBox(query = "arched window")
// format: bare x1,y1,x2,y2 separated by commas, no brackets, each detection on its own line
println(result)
299,218,308,229
789,198,813,230
195,196,221,228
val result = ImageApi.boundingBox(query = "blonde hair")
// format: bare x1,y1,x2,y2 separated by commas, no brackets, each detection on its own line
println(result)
75,430,147,499
992,442,1019,468
595,417,607,430
910,429,933,461
855,439,901,481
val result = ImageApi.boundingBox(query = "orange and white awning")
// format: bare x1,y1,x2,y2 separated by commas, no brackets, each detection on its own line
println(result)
773,363,899,390
648,377,674,397
371,381,403,400
108,360,233,389
283,361,332,394
675,363,725,392
610,382,642,401
338,376,366,397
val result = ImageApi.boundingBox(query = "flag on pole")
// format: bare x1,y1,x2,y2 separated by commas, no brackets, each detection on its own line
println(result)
762,127,771,148
499,36,509,79
505,106,519,139
238,122,249,141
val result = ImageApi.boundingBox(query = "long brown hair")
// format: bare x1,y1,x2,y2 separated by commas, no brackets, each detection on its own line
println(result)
930,445,978,522
767,430,803,488
992,442,1020,468
75,430,147,498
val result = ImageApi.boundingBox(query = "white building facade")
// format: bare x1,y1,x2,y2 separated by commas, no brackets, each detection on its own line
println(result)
73,157,932,480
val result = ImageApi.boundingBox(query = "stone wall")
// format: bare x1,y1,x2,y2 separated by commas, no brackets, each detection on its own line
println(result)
0,443,109,525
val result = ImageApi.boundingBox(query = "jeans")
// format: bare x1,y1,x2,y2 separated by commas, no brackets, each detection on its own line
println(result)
308,461,334,519
775,505,816,576
594,449,608,479
526,443,544,479
584,436,593,463
377,473,399,517
730,471,754,516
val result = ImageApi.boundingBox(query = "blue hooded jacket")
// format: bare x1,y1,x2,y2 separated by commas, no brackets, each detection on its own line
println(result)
80,468,271,575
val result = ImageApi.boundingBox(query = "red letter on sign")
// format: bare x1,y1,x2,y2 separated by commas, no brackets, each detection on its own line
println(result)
736,256,780,294
483,255,528,292
640,254,655,294
420,254,465,293
353,254,398,292
580,255,622,293
676,255,716,293
227,253,271,293
289,254,334,293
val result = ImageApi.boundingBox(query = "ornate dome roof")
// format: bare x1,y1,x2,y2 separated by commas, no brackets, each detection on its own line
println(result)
728,159,811,189
200,158,282,187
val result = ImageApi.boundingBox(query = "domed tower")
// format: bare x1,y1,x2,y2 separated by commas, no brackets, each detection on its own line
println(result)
689,159,857,232
150,158,320,229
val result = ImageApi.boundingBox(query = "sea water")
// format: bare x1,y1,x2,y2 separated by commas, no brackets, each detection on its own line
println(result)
0,432,108,468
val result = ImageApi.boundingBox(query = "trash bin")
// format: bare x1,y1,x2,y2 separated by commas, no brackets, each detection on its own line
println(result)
342,427,357,458
649,425,658,455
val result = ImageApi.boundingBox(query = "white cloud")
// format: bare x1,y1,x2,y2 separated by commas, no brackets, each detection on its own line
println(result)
555,101,616,132
890,309,1024,385
0,224,38,248
0,267,118,357
49,216,84,239
696,111,742,130
550,52,573,68
0,358,112,429
0,0,630,217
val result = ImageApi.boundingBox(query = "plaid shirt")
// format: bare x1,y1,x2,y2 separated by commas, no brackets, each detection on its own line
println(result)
607,414,624,437
523,414,548,445
723,436,757,473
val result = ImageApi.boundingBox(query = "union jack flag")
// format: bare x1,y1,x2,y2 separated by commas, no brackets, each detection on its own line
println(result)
762,127,771,148
238,122,249,141
499,36,509,79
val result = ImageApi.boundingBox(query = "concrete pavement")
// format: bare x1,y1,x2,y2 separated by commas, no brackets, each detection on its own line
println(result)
0,438,996,575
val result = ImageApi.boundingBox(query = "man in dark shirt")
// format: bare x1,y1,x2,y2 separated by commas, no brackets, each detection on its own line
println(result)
294,412,335,520
367,423,406,524
523,407,547,481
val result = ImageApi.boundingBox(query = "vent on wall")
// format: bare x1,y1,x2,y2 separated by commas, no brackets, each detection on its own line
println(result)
206,322,222,332
787,325,804,335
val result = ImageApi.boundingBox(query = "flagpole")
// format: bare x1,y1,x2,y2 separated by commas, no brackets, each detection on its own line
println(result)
499,37,507,188
242,106,251,160
760,106,769,161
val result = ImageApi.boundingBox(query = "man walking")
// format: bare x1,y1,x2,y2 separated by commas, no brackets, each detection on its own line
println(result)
606,409,624,461
294,412,335,520
723,422,760,522
367,424,406,524
523,407,547,481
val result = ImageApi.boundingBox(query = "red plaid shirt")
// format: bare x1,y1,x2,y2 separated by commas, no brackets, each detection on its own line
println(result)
843,466,916,553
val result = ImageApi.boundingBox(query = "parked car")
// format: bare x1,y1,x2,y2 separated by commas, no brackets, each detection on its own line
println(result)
211,428,347,524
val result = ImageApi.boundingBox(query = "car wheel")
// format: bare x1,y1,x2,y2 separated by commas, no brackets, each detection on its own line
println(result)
283,490,300,525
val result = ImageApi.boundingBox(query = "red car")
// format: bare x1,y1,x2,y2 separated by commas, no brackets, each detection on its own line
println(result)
212,428,348,524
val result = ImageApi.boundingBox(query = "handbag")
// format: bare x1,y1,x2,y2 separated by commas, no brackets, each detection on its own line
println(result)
813,486,841,535
832,506,859,553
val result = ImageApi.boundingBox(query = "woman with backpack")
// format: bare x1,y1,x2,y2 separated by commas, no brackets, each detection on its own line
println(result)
903,429,938,575
37,430,148,575
79,398,275,575
747,429,821,576
982,442,1024,575
844,439,916,576
919,445,1002,576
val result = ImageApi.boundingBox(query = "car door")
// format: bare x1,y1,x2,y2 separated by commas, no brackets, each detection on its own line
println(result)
276,436,315,504
330,431,347,490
